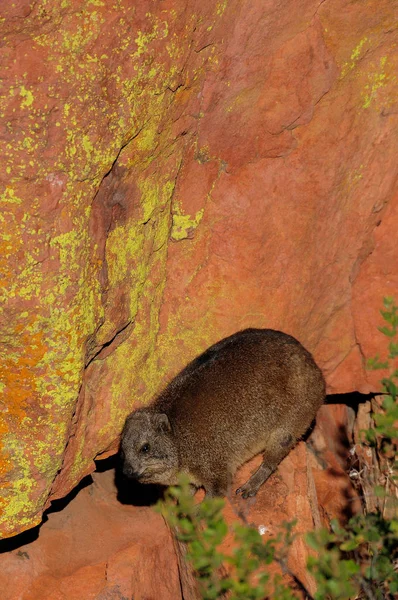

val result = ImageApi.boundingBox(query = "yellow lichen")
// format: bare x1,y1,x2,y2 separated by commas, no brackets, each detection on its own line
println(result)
171,204,205,241
216,0,228,17
0,188,22,205
362,56,391,109
0,0,227,536
340,37,369,78
19,86,34,109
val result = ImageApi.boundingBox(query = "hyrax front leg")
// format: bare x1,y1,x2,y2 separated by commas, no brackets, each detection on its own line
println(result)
236,430,295,499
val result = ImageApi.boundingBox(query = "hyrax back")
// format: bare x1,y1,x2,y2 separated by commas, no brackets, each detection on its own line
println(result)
121,328,325,498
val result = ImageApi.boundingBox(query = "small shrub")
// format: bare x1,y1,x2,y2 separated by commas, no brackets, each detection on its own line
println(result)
307,297,398,600
158,298,398,599
158,476,298,599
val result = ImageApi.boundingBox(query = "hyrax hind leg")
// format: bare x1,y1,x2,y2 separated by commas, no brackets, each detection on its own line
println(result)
236,429,296,499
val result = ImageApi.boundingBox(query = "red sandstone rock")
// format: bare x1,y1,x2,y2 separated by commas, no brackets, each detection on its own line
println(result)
0,424,360,600
0,0,397,546
0,469,181,600
0,414,361,599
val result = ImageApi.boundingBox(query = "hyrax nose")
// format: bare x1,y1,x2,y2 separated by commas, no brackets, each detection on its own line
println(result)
122,463,139,479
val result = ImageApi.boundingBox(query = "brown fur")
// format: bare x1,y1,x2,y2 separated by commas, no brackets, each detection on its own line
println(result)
121,328,325,498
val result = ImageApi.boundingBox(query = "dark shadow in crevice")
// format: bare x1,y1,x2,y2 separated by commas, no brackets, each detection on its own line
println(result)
325,391,377,408
0,475,93,554
302,417,317,442
310,391,379,522
46,475,93,515
100,453,166,508
324,391,377,467
0,522,41,554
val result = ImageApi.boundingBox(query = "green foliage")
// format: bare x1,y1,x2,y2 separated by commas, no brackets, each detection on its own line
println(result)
366,297,398,451
158,475,298,599
158,298,398,599
307,512,398,599
307,297,398,600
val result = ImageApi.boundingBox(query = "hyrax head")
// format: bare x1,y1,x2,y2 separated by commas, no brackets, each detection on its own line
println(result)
120,409,179,486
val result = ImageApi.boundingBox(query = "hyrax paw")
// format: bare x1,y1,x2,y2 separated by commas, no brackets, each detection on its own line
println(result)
235,484,258,499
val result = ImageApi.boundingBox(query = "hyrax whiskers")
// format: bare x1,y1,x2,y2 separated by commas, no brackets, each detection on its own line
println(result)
121,328,325,498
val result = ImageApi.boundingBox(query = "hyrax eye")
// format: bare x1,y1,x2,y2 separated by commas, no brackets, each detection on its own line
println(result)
140,443,150,453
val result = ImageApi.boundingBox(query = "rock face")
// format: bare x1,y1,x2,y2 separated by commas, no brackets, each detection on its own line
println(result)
0,413,361,600
0,468,182,600
1,0,397,543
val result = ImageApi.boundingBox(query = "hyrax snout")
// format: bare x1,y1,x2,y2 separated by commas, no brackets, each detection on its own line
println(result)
121,328,325,498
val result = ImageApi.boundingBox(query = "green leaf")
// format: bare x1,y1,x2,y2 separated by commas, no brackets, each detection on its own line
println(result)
374,485,386,498
390,520,398,533
340,539,360,551
389,342,398,358
383,380,398,397
366,356,389,370
383,296,394,308
390,580,398,594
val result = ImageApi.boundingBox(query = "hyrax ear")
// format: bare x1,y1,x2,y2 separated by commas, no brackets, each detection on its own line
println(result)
154,413,171,433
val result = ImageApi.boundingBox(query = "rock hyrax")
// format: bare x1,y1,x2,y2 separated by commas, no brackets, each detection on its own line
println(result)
121,328,325,498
